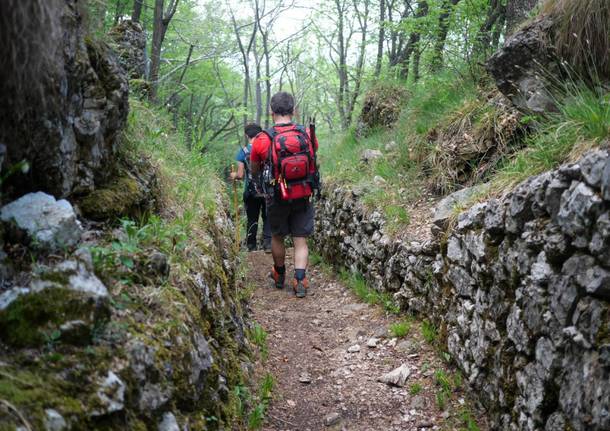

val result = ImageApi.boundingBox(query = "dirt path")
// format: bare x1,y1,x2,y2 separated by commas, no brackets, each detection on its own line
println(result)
248,250,486,431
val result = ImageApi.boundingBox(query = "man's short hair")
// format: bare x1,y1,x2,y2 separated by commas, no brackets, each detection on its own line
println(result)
270,92,295,116
244,123,262,139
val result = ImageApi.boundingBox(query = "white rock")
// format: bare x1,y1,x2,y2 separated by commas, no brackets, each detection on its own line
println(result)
92,371,126,416
361,149,383,163
378,364,411,387
31,260,108,298
0,287,30,311
158,412,180,431
44,409,67,431
347,344,361,353
373,175,387,186
0,192,82,251
324,412,342,426
367,338,379,348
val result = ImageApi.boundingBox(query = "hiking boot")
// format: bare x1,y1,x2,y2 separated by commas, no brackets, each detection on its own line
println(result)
263,241,272,254
292,278,309,298
247,244,257,252
270,267,285,289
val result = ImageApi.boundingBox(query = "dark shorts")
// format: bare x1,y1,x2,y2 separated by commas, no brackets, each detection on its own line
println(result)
267,198,314,237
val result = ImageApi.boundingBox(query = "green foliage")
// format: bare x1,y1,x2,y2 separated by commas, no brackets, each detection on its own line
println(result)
248,323,269,360
389,319,412,338
491,84,609,191
435,370,452,393
409,383,423,395
339,270,400,314
421,320,438,344
458,408,481,431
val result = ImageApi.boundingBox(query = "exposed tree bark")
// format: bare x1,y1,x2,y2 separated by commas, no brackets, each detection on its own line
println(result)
148,0,180,102
347,0,370,125
229,5,257,137
429,0,461,72
473,0,506,59
132,0,144,22
398,0,428,80
374,0,386,77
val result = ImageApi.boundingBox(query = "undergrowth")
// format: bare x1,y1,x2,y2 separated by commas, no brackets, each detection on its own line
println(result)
338,269,400,314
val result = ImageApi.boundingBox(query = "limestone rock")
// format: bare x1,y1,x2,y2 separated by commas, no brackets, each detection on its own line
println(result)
92,371,126,416
1,0,129,198
361,149,383,164
1,192,82,251
486,15,557,113
432,185,483,231
44,409,67,431
377,364,411,387
324,411,342,427
158,412,180,431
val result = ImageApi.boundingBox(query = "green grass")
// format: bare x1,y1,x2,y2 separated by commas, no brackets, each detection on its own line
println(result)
339,269,400,314
409,383,423,395
389,318,412,338
490,84,609,192
248,323,269,360
421,320,438,344
435,370,452,393
458,407,481,431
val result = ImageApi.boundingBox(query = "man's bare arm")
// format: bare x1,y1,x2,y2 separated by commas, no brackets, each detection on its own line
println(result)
230,162,245,180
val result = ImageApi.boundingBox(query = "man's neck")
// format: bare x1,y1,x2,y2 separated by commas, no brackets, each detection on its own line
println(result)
274,115,293,125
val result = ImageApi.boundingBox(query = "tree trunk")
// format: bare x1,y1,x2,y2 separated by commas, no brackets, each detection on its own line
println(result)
429,0,461,72
132,0,144,22
148,0,165,102
374,0,386,77
474,0,505,59
148,0,180,102
399,0,428,79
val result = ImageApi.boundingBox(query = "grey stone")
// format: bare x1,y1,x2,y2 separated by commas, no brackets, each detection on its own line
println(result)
189,332,213,388
0,287,30,311
44,409,67,431
602,157,610,200
377,364,411,387
544,177,570,219
580,150,608,188
347,344,361,353
361,149,383,163
138,383,171,412
506,180,535,234
158,412,180,431
557,182,603,241
324,412,342,426
576,265,610,299
147,251,170,278
484,199,505,237
457,202,487,232
486,15,557,113
432,186,483,229
32,259,108,298
92,371,126,416
127,339,156,383
1,192,82,251
544,412,566,431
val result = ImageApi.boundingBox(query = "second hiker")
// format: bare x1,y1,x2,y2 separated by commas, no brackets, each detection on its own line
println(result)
230,123,272,252
250,92,320,298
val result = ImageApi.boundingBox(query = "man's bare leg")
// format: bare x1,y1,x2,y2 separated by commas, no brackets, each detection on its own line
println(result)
293,236,309,270
271,235,286,267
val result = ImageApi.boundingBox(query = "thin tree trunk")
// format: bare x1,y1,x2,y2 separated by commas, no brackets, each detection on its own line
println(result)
474,0,505,59
374,0,386,77
429,0,461,72
132,0,144,22
148,0,180,102
505,0,538,34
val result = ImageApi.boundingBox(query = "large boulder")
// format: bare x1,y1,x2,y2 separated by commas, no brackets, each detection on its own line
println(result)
0,0,129,199
486,15,557,113
0,192,82,251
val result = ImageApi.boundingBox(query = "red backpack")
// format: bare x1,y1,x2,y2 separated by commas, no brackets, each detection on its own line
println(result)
263,124,318,201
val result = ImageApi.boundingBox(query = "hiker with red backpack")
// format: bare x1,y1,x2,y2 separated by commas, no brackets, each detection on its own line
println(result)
250,92,320,298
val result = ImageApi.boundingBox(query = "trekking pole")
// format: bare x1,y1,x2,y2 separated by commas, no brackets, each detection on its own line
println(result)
231,164,240,253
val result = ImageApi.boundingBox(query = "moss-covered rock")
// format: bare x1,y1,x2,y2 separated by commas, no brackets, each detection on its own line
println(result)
357,83,409,137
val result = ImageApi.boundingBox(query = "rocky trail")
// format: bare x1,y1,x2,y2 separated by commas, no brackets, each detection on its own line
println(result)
247,250,486,431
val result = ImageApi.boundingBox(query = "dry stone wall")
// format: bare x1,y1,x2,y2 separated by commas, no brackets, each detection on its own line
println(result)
314,149,610,431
